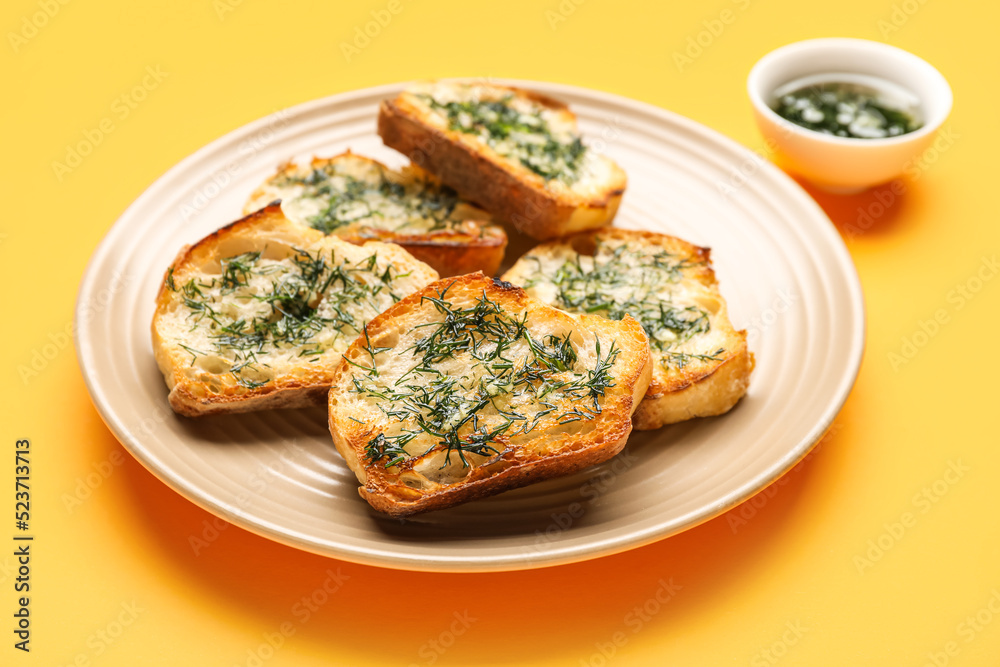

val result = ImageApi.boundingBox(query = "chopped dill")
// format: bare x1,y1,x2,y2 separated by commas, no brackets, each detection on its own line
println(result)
166,246,406,389
273,163,464,234
527,239,722,369
665,348,725,370
417,92,589,184
358,286,619,470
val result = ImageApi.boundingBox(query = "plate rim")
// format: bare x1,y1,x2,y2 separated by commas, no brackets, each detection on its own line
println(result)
75,78,866,572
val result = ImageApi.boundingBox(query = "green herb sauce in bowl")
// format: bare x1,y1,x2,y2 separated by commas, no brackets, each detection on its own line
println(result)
771,74,923,140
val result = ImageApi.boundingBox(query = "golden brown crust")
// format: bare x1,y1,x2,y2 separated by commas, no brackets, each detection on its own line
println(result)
165,381,330,418
631,342,753,429
327,273,651,516
341,230,505,279
377,84,627,240
151,204,439,417
243,152,507,277
501,227,753,430
358,424,633,516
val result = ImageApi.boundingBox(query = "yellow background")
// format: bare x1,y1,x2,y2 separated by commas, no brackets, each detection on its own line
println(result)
2,0,998,664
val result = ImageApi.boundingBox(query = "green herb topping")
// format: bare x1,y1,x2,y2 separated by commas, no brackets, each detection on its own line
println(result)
524,239,720,369
417,92,589,184
352,284,619,469
274,164,465,235
166,246,408,389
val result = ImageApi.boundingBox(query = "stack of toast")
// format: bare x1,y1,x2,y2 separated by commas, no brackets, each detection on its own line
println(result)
152,80,753,516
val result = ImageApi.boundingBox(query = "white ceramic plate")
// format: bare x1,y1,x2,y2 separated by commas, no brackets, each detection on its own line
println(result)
75,80,864,572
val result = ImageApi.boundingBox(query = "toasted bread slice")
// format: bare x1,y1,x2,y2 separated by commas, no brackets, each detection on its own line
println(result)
152,204,439,417
378,81,627,241
244,152,506,277
327,273,651,516
502,228,753,430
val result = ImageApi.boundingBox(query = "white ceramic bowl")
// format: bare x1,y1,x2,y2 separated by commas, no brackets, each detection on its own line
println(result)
747,38,952,193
